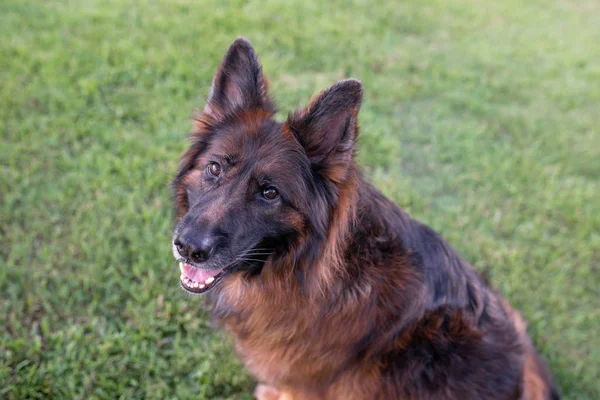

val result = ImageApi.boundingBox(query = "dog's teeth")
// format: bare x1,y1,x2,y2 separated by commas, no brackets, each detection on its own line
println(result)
192,282,199,288
205,277,215,285
199,284,205,289
179,262,183,268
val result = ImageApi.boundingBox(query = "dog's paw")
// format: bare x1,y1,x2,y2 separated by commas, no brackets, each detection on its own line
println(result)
254,384,282,400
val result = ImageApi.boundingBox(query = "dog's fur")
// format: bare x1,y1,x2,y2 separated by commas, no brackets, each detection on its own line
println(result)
172,38,559,400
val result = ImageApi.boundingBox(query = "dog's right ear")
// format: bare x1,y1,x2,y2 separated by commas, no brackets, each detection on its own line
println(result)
203,38,274,121
287,79,363,184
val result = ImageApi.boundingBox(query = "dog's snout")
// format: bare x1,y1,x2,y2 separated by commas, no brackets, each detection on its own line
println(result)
175,231,218,263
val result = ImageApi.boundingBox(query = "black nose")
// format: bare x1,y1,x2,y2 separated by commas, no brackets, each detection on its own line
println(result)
174,231,217,263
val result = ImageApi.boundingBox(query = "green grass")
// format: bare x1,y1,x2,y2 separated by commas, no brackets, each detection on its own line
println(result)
1,0,598,398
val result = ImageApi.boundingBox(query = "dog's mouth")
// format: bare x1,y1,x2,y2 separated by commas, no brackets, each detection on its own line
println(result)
179,262,228,294
176,243,273,294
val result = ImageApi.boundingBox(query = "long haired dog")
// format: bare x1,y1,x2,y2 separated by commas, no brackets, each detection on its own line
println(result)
171,38,559,399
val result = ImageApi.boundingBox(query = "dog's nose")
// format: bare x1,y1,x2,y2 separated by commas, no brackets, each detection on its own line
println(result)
174,232,217,263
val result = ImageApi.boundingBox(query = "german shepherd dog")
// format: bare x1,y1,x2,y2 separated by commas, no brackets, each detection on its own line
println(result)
171,38,559,399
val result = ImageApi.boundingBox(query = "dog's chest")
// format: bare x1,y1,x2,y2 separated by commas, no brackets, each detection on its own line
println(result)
219,300,365,388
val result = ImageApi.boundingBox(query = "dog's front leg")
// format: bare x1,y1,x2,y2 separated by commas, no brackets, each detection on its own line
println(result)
254,383,299,400
254,384,282,400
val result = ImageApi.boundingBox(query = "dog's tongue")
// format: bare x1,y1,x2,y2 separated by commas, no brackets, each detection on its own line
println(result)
181,263,225,283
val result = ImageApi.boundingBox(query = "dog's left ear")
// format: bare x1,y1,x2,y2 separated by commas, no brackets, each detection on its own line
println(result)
287,79,363,183
204,37,274,120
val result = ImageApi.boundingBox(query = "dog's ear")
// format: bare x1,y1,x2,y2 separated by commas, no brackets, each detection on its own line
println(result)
204,37,274,120
287,79,363,183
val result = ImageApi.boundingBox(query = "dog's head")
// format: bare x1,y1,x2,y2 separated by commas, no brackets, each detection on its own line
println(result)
172,38,362,294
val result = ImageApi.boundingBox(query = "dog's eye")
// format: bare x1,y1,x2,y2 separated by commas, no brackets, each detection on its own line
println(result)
262,187,279,200
207,162,221,177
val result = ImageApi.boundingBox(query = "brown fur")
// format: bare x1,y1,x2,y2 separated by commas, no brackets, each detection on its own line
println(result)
172,38,559,400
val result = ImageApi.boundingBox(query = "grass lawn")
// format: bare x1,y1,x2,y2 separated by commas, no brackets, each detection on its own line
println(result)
1,0,598,398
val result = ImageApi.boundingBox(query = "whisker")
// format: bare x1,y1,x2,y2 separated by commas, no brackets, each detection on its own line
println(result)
242,252,274,257
244,248,272,253
237,258,269,263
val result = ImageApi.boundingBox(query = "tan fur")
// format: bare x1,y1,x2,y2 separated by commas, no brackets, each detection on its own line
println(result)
500,298,551,400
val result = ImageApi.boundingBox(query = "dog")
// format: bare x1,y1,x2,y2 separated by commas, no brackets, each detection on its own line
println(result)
171,38,559,399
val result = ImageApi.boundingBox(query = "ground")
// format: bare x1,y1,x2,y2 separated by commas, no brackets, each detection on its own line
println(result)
1,0,598,399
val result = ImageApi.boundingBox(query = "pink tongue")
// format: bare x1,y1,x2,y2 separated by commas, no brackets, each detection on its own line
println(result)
182,263,225,283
